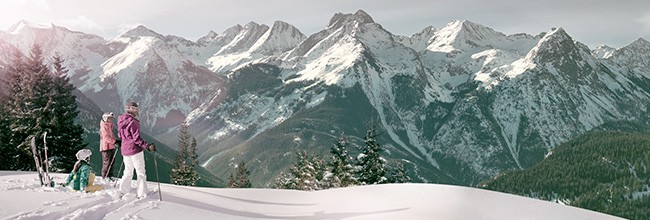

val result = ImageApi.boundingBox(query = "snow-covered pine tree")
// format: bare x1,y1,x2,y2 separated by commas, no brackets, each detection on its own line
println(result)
227,160,252,188
387,161,410,183
325,136,357,188
355,126,389,185
170,122,200,186
274,151,326,191
273,172,292,189
1,45,84,172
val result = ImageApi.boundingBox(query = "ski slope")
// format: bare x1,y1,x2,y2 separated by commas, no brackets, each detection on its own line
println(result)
0,171,621,220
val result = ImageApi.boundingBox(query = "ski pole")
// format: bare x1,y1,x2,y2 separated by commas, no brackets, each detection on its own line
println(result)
106,147,119,179
113,162,124,188
153,152,162,201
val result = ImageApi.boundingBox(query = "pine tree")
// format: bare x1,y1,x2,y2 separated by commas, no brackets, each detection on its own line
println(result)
186,137,200,185
1,45,84,172
325,136,357,188
355,126,388,185
170,123,189,185
189,137,199,168
387,162,410,183
170,122,200,186
46,54,84,171
274,151,326,191
227,160,252,188
0,50,27,170
273,172,293,189
0,82,12,169
6,46,48,171
0,59,12,169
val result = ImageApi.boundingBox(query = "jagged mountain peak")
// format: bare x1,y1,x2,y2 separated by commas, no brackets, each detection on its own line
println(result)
271,20,295,30
535,28,575,50
5,20,108,44
226,24,244,33
443,20,496,34
223,21,268,46
627,37,650,49
455,19,506,40
427,19,507,52
525,27,578,60
397,25,437,51
592,45,616,58
120,25,164,39
244,21,267,29
197,25,244,46
541,27,571,41
7,20,53,34
450,19,477,28
328,10,375,30
269,20,304,37
247,20,305,55
610,37,650,72
414,25,437,37
202,30,218,40
196,30,219,44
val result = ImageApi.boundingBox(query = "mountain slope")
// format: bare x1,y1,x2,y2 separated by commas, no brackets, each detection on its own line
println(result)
180,11,650,186
480,128,650,219
78,26,227,137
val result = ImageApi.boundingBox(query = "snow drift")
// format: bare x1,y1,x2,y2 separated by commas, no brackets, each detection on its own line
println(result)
0,171,621,220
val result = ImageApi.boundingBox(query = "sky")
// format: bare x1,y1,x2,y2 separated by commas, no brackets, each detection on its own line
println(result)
0,171,622,219
0,0,649,49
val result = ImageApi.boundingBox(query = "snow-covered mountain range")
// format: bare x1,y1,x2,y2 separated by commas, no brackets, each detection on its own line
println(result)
1,10,649,186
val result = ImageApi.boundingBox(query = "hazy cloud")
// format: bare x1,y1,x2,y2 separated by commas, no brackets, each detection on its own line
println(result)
637,11,650,30
0,0,648,48
0,0,50,28
57,16,105,35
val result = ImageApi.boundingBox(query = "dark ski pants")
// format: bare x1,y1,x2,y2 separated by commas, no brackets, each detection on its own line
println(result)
101,149,116,179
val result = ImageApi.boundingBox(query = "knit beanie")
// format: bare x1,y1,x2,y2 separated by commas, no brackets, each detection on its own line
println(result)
125,101,139,115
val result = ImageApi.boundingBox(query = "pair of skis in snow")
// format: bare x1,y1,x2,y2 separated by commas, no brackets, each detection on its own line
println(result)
30,132,53,187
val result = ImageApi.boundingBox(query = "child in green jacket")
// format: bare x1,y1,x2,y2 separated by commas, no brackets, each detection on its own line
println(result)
63,149,103,192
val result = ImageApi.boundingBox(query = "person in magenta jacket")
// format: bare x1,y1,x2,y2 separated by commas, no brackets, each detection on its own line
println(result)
117,101,156,198
100,112,118,179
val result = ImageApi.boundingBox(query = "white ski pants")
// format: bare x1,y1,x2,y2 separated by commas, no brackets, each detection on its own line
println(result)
119,151,148,197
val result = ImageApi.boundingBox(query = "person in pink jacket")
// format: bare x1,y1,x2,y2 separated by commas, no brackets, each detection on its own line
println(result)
100,112,119,179
117,101,156,198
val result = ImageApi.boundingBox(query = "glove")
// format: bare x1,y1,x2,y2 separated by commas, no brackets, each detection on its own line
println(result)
115,139,122,145
147,143,156,152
